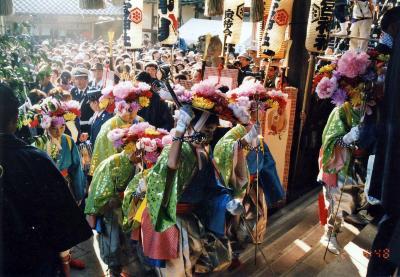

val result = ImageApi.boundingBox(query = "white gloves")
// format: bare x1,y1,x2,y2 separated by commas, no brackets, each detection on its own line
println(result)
243,123,260,144
343,126,360,145
226,199,245,215
229,104,250,125
176,105,194,134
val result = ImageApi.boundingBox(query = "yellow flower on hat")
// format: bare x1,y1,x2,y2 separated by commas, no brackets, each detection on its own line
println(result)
23,118,32,126
144,128,160,136
139,96,150,108
63,112,77,122
99,98,110,109
192,96,215,110
124,142,136,154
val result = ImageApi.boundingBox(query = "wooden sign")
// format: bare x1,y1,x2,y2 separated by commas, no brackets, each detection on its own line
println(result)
203,67,239,90
261,86,298,190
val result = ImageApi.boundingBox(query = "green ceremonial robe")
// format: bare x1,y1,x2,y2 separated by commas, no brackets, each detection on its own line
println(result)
146,125,249,233
85,151,135,216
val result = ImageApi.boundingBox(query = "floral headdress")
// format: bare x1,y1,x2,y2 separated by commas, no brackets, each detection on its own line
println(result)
313,50,388,109
23,97,81,129
227,80,288,111
102,81,153,115
107,122,172,167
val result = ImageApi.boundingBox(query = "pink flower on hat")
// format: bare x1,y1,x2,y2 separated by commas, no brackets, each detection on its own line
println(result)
337,50,371,78
316,76,338,99
113,81,134,100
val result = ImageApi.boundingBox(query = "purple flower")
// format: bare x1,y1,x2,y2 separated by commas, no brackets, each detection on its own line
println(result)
51,116,65,127
112,139,124,149
362,70,376,82
331,88,348,106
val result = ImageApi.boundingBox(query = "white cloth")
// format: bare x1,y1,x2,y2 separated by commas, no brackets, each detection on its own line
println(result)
349,19,372,51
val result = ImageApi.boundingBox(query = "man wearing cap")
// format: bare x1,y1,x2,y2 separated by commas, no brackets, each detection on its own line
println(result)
237,52,253,85
87,88,113,146
89,63,104,90
71,68,93,134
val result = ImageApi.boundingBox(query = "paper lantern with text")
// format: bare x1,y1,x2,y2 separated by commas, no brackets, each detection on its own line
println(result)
222,0,245,45
305,0,335,53
158,0,180,46
123,0,143,49
260,0,293,56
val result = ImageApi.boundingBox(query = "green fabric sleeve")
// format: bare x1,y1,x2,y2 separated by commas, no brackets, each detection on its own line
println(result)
213,124,248,194
85,152,134,215
146,142,196,232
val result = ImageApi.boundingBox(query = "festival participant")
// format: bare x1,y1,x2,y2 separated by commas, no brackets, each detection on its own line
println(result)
88,81,151,176
85,122,171,277
237,52,253,85
27,97,86,203
314,49,385,254
71,68,93,134
87,87,113,146
144,62,158,81
38,66,55,94
135,71,174,130
0,84,92,277
23,96,88,272
89,62,104,89
349,0,374,51
58,71,73,92
146,80,251,275
367,7,400,276
223,80,288,244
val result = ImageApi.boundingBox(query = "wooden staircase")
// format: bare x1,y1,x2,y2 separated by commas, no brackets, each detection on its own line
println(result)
211,187,375,277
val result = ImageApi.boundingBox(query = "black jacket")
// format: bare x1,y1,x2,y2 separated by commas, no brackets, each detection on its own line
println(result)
138,92,174,131
0,134,92,275
71,87,94,133
369,33,400,217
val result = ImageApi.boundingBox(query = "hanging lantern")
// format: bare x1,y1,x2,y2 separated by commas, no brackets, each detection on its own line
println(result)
260,0,293,56
250,0,264,22
204,0,224,17
222,0,245,45
123,0,143,49
79,0,105,9
0,0,13,16
305,0,335,53
158,0,180,45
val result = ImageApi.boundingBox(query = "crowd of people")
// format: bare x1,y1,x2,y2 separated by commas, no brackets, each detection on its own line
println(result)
1,4,400,277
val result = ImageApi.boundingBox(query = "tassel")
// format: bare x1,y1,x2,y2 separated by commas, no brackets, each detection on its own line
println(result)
79,0,105,9
204,0,224,17
250,0,264,22
0,0,13,16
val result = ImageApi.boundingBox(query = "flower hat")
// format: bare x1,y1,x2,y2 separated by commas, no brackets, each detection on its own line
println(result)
227,80,288,112
107,122,172,167
313,50,388,109
101,81,153,115
160,79,251,124
23,97,81,129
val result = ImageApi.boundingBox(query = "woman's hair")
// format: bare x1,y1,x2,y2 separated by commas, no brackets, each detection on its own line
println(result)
48,87,72,101
28,89,47,105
